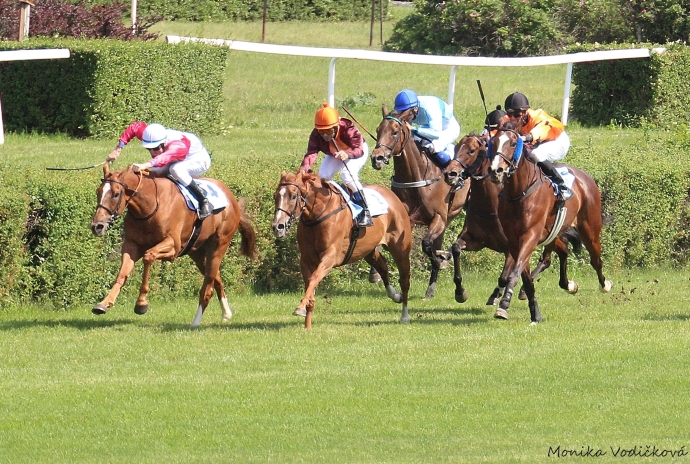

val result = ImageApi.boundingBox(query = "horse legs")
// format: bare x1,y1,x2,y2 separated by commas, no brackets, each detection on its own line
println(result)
296,252,338,329
421,216,447,299
450,238,469,303
487,253,512,306
92,242,140,315
135,237,178,316
577,222,613,293
364,247,410,323
189,242,232,327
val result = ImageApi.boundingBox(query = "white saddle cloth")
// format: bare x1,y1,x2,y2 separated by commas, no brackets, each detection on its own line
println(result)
175,179,230,212
327,181,389,220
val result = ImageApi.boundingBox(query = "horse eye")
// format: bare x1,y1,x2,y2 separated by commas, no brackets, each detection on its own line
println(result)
112,191,120,199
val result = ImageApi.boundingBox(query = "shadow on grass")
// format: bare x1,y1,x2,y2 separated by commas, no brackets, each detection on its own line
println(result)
0,318,137,331
642,313,690,322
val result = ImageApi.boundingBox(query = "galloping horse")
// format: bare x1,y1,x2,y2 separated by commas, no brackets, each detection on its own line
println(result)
271,171,412,329
488,124,612,323
90,164,258,326
371,105,470,299
444,133,582,306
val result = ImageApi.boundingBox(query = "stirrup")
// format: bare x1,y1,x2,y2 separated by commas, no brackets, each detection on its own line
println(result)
357,210,374,228
198,201,212,220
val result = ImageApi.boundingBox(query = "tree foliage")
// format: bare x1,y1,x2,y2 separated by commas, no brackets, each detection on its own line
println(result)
385,0,690,57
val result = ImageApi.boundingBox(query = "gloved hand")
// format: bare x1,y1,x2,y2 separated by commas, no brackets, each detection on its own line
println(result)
521,133,534,143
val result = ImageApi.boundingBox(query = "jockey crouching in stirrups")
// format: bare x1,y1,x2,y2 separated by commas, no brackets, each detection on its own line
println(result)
299,103,373,228
106,122,213,220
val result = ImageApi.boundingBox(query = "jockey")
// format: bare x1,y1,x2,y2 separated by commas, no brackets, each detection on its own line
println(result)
482,105,508,137
299,103,373,228
504,92,571,204
106,122,213,219
393,89,461,168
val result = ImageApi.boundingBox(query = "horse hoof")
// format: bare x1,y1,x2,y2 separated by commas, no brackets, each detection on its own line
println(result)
293,307,307,317
601,279,613,293
92,304,107,315
494,308,509,320
568,280,579,294
368,269,382,284
455,290,468,303
134,304,149,315
518,289,527,300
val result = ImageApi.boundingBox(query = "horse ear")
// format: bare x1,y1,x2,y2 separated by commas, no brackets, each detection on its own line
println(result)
382,104,388,116
103,162,110,177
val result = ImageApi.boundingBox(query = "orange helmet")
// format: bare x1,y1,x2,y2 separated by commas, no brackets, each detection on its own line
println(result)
314,103,339,130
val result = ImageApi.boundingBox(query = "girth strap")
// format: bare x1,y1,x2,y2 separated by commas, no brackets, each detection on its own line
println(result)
339,222,361,267
178,218,203,257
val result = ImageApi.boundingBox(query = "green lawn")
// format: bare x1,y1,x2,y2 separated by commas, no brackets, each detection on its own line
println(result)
0,10,687,463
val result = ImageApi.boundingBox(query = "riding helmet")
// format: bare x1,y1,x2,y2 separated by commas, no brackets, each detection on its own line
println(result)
504,92,530,112
485,105,507,130
141,123,167,149
314,103,340,130
394,89,419,112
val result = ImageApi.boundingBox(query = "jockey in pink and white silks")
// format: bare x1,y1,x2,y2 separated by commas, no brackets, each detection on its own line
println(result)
394,89,461,168
106,122,213,219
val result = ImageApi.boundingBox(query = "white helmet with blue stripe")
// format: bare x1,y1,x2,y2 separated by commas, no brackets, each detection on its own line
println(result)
142,123,167,149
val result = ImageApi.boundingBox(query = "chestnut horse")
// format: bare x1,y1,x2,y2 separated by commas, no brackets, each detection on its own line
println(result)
488,125,612,323
444,133,582,306
90,164,258,326
271,171,412,329
371,105,470,299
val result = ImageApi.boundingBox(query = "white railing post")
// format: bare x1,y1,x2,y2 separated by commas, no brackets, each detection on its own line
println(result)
562,62,573,125
328,57,337,107
447,65,457,112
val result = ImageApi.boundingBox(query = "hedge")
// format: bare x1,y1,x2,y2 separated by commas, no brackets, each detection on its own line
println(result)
2,126,690,308
570,43,690,128
0,38,228,138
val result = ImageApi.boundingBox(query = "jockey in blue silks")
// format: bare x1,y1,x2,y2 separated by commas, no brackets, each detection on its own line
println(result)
393,89,461,169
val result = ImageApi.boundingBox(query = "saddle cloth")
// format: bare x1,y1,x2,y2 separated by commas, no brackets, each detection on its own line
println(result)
551,167,576,201
327,181,389,220
172,178,230,212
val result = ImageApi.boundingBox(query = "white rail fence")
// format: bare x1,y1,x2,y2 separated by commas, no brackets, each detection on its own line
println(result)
0,48,71,144
166,35,664,126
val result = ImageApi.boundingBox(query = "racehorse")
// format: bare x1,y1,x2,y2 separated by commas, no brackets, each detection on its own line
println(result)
271,171,412,329
90,163,258,327
444,133,582,306
487,124,612,323
370,105,470,299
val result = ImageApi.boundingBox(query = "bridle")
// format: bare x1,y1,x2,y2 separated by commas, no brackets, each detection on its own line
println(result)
489,128,523,177
275,181,308,232
453,134,490,180
276,180,347,229
374,115,412,165
95,171,159,225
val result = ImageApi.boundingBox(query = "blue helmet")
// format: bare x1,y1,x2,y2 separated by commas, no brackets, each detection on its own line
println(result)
394,89,419,112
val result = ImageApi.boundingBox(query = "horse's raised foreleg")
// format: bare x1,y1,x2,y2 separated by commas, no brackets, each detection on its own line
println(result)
93,242,140,315
422,216,448,299
296,251,338,329
136,236,177,316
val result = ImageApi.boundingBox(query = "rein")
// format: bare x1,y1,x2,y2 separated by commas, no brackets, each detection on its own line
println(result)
492,129,546,203
378,115,442,189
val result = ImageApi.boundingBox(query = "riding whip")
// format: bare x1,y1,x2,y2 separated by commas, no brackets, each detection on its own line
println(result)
340,106,377,142
476,80,489,120
46,161,107,171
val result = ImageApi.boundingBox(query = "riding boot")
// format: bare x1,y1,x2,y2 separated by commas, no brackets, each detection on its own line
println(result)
537,160,569,205
186,181,213,220
352,191,373,228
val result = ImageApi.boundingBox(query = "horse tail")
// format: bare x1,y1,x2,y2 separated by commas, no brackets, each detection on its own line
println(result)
559,226,583,255
237,199,259,261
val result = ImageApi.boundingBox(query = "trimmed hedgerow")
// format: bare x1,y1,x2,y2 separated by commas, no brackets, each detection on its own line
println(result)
0,38,227,138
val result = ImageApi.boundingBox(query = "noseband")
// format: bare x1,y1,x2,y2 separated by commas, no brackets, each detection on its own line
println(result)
490,128,523,177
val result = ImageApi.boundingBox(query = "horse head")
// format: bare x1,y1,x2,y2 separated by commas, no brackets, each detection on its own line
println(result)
488,124,523,185
91,164,133,237
371,105,413,170
444,133,488,188
271,170,309,239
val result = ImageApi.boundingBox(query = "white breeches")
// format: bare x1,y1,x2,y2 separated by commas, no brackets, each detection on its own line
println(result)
318,141,369,191
530,131,571,163
151,151,211,186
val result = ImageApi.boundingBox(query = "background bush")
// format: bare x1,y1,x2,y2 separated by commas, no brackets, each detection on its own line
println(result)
0,38,228,137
